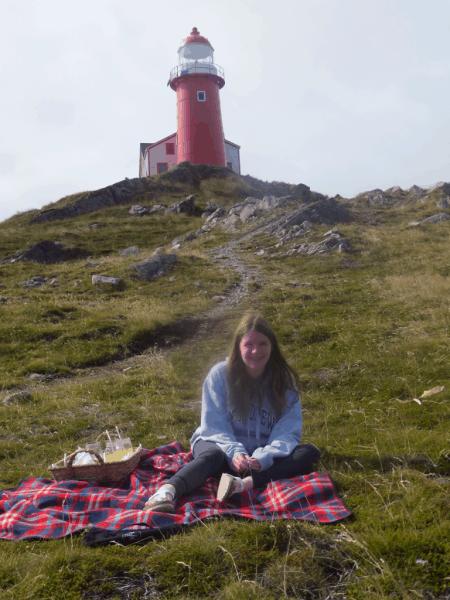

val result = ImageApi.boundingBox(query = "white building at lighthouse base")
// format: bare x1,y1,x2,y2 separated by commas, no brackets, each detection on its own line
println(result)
139,134,240,178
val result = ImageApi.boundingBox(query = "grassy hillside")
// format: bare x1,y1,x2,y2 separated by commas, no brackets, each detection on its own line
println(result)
0,173,449,599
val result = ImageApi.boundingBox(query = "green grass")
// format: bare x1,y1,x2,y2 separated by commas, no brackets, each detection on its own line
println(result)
0,176,449,598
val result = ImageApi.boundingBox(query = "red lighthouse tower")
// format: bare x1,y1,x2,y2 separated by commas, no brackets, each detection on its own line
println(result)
169,28,226,167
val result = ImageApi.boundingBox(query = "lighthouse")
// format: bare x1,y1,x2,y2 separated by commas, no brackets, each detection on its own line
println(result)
169,28,227,167
139,29,240,177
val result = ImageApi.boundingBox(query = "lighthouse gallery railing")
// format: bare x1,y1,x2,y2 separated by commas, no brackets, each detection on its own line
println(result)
170,63,225,81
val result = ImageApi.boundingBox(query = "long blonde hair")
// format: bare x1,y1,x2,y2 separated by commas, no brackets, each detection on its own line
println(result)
226,312,299,420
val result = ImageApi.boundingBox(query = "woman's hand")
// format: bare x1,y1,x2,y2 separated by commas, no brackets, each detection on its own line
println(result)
232,453,250,473
232,454,261,472
248,457,261,471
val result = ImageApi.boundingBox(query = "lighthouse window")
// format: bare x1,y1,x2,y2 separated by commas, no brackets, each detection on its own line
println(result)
197,91,206,102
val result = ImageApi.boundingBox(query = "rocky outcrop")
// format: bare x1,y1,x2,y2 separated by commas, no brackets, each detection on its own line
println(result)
119,246,140,257
31,178,144,224
287,232,351,256
165,195,195,216
129,205,148,216
266,198,350,236
363,190,393,206
131,254,178,281
5,240,87,264
427,182,450,195
437,197,450,209
92,275,124,287
420,213,450,224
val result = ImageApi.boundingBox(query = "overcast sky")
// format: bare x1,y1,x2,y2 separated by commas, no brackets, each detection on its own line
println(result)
1,0,449,223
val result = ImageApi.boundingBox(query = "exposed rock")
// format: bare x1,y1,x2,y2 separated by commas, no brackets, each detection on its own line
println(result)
0,297,11,303
256,195,294,211
31,178,143,224
289,233,351,256
407,185,426,200
206,207,227,223
275,225,308,244
129,205,148,216
324,228,341,237
386,186,403,193
427,182,450,195
17,241,66,263
92,275,124,287
19,276,47,288
202,202,222,218
183,231,197,242
266,198,350,238
240,204,263,223
290,183,311,202
3,391,33,405
437,197,450,209
151,247,166,256
148,204,166,214
132,254,178,281
165,195,195,216
7,240,86,264
364,191,393,206
420,213,450,224
119,246,140,257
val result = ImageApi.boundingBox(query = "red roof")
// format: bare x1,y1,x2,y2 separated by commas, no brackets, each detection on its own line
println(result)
184,27,213,48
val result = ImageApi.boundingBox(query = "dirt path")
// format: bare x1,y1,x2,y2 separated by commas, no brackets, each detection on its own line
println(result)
31,229,265,391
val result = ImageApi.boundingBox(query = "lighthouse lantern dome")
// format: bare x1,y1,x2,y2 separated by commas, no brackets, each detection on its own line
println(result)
178,27,214,64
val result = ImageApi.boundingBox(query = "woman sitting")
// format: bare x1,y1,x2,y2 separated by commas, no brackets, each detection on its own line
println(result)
145,312,320,513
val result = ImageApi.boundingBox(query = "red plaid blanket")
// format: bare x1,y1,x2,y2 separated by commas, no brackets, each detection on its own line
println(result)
0,442,351,541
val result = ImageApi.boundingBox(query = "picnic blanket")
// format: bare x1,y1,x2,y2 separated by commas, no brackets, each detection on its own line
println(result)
0,441,351,542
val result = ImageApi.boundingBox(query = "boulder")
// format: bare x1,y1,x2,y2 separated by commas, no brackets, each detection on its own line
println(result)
165,195,195,216
256,196,293,211
364,191,392,206
240,205,262,223
420,213,450,224
206,207,227,223
437,197,450,209
119,246,140,257
293,234,351,256
19,276,47,288
92,275,124,287
129,205,148,216
148,204,166,214
3,391,33,405
17,240,66,264
266,198,350,238
291,183,311,201
132,254,178,281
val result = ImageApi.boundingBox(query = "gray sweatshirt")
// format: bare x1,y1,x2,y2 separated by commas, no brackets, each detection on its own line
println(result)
190,360,303,471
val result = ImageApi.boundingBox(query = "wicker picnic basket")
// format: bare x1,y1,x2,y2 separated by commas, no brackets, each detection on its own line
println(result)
49,446,143,483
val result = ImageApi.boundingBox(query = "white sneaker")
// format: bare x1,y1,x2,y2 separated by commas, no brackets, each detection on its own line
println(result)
216,474,244,502
144,486,175,513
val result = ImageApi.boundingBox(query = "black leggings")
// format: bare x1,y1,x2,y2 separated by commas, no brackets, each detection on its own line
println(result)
166,440,320,499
